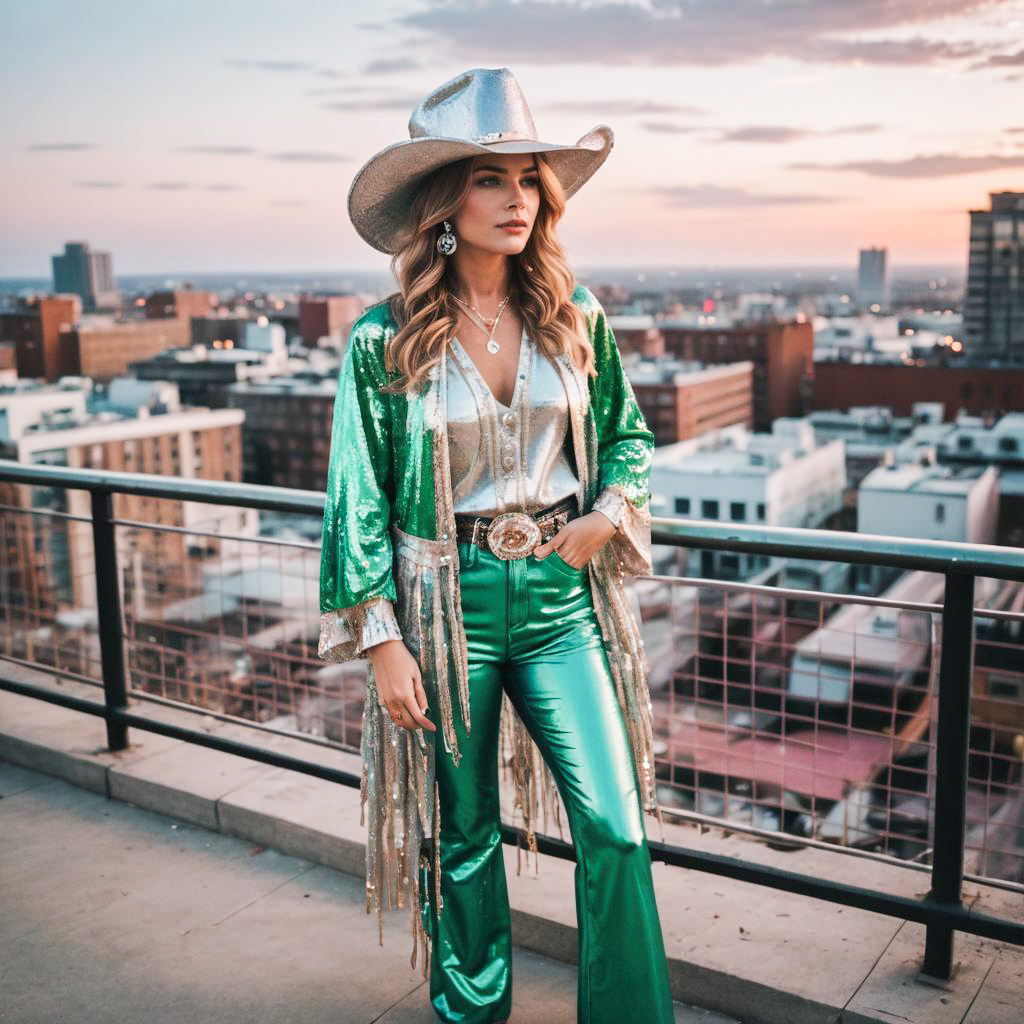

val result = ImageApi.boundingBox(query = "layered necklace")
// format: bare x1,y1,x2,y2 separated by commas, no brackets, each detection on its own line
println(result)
452,291,512,355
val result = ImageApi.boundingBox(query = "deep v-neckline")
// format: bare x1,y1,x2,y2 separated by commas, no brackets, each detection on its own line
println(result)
450,327,530,411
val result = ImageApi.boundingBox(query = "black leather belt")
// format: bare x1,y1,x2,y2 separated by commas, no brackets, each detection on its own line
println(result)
453,495,579,560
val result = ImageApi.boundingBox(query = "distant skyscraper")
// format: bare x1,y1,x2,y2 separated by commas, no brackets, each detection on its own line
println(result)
964,192,1024,363
857,246,888,312
51,240,118,312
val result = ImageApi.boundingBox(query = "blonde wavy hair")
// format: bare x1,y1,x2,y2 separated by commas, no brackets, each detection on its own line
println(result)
379,153,594,396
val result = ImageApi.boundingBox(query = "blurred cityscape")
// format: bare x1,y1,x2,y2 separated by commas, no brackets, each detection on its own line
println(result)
1,190,1021,886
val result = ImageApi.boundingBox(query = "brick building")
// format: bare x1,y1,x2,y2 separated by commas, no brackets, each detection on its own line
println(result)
657,320,813,428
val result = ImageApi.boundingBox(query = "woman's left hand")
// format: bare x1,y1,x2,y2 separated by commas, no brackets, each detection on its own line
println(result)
532,511,616,569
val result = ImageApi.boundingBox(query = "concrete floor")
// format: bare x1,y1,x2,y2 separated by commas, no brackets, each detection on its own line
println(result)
1,668,1021,1024
0,759,738,1024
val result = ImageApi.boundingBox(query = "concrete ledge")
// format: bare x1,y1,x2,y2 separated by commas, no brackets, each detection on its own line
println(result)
1,661,1021,1024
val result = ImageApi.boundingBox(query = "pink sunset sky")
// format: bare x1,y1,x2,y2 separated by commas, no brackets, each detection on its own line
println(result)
1,0,1022,277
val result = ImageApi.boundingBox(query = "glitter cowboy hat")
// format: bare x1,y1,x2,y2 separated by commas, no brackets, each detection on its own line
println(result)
347,66,614,254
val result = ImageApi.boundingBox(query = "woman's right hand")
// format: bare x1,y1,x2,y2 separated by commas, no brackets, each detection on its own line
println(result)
367,639,436,733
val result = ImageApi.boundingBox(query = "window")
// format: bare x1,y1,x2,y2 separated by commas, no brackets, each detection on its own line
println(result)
701,499,719,519
675,497,690,515
730,502,746,521
935,503,945,523
990,678,1022,700
756,503,766,521
998,437,1018,453
957,436,973,451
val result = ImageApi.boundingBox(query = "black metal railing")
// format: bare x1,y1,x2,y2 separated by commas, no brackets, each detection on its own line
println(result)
1,459,1022,982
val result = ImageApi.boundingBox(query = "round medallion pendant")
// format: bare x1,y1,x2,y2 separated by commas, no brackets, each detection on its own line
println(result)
486,511,541,560
436,233,457,256
486,338,501,354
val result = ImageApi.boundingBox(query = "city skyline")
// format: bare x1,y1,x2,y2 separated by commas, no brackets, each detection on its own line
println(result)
2,0,1023,277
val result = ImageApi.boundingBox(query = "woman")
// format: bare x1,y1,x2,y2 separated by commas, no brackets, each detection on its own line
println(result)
319,67,674,1024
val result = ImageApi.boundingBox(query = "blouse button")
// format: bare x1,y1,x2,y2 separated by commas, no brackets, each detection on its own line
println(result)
503,412,516,428
501,455,515,472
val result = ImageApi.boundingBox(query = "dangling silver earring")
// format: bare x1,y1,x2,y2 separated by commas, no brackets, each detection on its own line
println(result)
436,220,457,255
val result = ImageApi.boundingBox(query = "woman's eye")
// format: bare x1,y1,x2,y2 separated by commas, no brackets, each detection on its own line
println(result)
475,175,540,187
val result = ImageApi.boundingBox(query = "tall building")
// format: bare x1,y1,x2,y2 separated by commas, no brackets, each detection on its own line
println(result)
658,320,813,429
144,288,217,321
857,246,889,312
0,294,82,379
299,294,366,346
51,241,119,312
964,191,1024,362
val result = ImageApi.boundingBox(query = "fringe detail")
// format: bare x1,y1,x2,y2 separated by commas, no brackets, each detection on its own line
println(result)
587,545,666,843
500,689,566,875
430,349,472,741
359,635,435,974
358,348,663,974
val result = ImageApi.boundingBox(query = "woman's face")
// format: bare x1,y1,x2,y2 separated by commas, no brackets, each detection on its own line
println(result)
450,152,542,257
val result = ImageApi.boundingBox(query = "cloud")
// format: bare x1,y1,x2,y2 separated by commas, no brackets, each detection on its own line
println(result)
788,151,1024,176
645,183,844,207
321,95,423,111
394,0,1011,68
638,121,704,134
814,36,987,65
832,123,885,135
718,126,811,143
306,83,392,96
177,145,257,155
968,46,1024,69
361,57,423,74
265,151,349,162
223,58,317,72
74,180,243,191
27,142,96,151
542,99,708,116
1008,126,1024,133
711,122,883,143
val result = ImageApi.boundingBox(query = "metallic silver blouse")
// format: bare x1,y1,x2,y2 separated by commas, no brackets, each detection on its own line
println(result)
332,327,629,658
446,327,584,518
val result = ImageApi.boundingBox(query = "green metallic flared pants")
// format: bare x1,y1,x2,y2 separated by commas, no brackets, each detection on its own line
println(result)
418,536,675,1024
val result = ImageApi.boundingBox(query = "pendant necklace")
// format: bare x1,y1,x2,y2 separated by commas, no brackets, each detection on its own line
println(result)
453,292,511,354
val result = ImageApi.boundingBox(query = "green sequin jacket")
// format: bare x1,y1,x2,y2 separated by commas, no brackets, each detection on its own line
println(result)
317,282,662,972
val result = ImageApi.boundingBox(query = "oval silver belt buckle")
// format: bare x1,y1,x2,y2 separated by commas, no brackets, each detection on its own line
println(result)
486,511,541,560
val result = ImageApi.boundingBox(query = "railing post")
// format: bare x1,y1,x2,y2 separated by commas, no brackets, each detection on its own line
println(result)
921,571,975,982
91,488,128,750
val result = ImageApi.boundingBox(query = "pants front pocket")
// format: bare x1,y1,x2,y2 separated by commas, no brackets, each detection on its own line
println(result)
546,549,584,577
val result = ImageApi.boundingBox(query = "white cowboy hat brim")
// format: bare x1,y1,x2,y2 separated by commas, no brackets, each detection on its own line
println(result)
347,125,613,255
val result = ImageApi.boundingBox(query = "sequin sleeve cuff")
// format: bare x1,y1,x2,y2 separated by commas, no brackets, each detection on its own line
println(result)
593,484,653,578
318,595,403,663
592,487,628,528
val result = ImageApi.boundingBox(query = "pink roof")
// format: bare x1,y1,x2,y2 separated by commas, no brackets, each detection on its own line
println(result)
687,727,896,802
